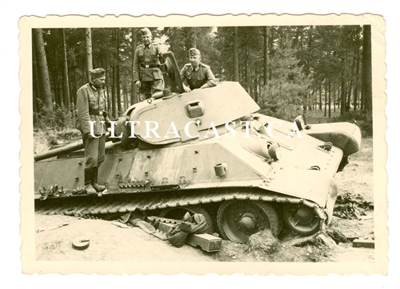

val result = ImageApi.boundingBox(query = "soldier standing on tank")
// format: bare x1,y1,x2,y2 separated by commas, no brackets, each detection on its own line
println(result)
180,48,217,92
133,28,164,101
75,68,107,195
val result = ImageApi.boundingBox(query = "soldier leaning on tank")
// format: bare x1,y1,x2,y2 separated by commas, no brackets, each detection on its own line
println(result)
180,48,217,92
75,68,107,195
133,28,164,101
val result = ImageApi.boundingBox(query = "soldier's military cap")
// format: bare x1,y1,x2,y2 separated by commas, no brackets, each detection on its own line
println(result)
90,68,106,79
189,48,201,57
140,28,152,37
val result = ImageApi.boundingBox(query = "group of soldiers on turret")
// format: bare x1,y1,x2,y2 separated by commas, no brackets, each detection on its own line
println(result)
133,27,217,100
76,27,217,195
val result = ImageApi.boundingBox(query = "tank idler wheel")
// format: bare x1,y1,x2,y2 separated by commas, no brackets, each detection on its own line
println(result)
159,205,214,234
216,200,281,243
282,203,320,236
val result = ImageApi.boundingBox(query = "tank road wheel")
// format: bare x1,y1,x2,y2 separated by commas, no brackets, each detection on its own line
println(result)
282,203,320,236
159,205,214,233
216,200,281,243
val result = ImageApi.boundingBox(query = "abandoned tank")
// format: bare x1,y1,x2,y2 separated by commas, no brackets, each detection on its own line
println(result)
34,53,362,243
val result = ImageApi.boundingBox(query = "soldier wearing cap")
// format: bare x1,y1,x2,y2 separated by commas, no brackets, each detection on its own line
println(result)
75,68,108,195
180,48,217,92
133,28,164,100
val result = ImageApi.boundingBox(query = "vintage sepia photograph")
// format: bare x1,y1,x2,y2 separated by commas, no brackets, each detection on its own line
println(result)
19,13,387,275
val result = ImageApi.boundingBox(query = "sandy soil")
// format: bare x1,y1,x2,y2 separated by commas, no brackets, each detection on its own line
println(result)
35,138,375,263
35,214,213,262
35,212,374,262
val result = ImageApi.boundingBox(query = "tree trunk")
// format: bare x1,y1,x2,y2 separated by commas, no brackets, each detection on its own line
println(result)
131,28,138,105
319,85,322,110
112,66,117,118
340,52,347,115
264,26,268,86
346,51,357,112
362,25,372,113
33,29,53,110
353,48,360,111
106,62,112,116
328,78,331,118
333,82,336,113
52,47,60,106
324,81,327,117
245,46,249,93
254,63,258,103
72,58,77,106
123,83,128,112
86,28,93,78
32,39,40,114
117,65,121,115
233,27,239,81
61,29,71,108
116,29,121,116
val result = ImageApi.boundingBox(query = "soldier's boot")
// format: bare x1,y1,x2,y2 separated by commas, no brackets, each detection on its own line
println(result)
84,168,97,195
92,167,106,193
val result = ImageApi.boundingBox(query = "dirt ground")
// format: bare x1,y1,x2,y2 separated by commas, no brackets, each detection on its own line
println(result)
34,138,374,263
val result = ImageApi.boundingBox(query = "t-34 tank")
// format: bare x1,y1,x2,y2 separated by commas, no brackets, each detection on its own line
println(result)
34,53,361,243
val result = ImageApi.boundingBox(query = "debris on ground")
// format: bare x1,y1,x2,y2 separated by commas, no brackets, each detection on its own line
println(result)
36,223,69,233
313,233,338,249
166,212,209,248
333,192,374,219
186,233,222,252
111,221,131,229
72,237,90,250
283,232,319,247
326,228,349,244
246,229,281,255
352,238,375,249
145,215,221,252
129,218,156,234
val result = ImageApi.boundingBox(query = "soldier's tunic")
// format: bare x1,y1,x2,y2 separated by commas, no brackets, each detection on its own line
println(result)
76,83,107,169
133,43,164,99
180,62,217,90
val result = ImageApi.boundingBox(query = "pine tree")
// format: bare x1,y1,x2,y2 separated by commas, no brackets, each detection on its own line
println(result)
260,35,312,121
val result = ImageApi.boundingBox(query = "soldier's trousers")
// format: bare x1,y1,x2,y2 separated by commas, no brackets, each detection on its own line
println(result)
82,133,106,169
139,79,164,100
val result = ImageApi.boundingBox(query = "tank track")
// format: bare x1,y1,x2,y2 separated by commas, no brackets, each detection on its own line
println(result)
35,188,327,225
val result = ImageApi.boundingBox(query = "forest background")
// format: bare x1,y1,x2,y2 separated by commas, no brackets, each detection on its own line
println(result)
32,25,373,139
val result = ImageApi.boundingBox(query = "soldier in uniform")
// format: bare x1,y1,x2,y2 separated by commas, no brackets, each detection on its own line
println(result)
180,48,217,92
75,68,107,195
133,28,164,100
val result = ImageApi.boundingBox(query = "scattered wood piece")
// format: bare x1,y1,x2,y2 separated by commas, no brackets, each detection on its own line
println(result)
152,218,222,252
36,223,69,233
186,234,222,252
353,239,374,248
